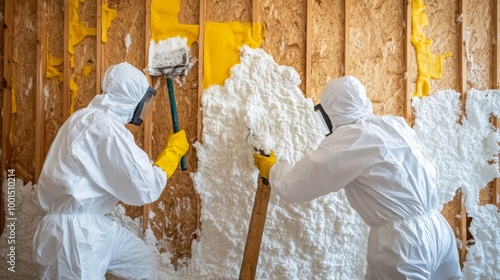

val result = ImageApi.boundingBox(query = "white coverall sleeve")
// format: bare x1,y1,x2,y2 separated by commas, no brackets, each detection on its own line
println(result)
77,125,167,206
269,128,379,203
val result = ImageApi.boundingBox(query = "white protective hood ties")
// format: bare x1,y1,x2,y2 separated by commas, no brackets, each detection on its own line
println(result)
269,76,462,279
33,62,165,279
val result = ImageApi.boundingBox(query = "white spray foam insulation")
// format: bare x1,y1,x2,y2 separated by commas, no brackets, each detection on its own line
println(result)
184,45,369,279
412,89,500,280
412,90,500,207
0,48,499,280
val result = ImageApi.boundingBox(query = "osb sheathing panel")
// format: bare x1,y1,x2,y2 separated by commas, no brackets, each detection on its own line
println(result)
147,74,199,261
466,0,492,90
426,0,460,93
146,0,200,262
207,0,251,22
179,0,199,24
104,0,146,68
72,0,97,112
310,0,344,104
12,0,37,182
261,0,307,94
45,0,64,156
351,0,406,117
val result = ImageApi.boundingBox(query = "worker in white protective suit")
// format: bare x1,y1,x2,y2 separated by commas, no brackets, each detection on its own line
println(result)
253,76,462,280
33,62,189,280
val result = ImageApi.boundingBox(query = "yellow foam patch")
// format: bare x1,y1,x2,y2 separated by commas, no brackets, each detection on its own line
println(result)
101,2,117,43
47,52,64,81
411,0,452,97
150,0,262,89
151,0,198,45
81,65,93,77
69,0,97,67
70,77,78,115
204,22,262,88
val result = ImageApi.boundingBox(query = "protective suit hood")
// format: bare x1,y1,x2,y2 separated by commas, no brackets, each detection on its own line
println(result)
320,76,373,130
89,62,150,124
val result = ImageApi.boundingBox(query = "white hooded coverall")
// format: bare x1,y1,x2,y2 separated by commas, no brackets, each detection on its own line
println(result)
33,62,166,280
270,76,462,279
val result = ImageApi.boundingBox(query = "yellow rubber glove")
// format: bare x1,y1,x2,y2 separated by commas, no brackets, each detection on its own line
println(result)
253,150,276,180
154,130,189,179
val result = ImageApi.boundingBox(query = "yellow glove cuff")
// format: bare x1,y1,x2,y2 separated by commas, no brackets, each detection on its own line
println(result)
252,150,276,180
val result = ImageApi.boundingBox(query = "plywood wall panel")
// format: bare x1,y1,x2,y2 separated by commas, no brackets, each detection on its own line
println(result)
207,0,251,22
148,0,200,263
179,0,199,24
350,0,406,117
72,0,97,113
105,0,145,68
310,0,344,104
45,0,65,156
426,0,460,93
261,0,307,94
466,0,493,90
12,0,37,182
148,74,199,263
